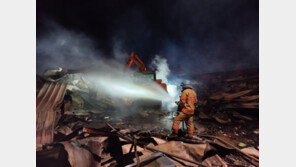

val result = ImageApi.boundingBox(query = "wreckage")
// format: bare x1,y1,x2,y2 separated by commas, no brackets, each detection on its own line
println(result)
36,68,259,167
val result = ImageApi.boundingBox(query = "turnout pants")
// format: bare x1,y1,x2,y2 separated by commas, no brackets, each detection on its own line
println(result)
172,111,194,136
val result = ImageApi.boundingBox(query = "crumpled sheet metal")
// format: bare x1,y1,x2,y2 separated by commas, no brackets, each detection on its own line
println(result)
36,82,67,144
60,137,108,167
61,141,101,167
126,152,176,167
152,141,208,160
37,137,108,167
149,141,212,166
202,154,228,167
241,147,259,158
152,137,167,145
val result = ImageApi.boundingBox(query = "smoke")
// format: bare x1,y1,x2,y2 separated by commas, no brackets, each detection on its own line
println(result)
36,21,200,117
38,0,258,75
150,55,185,112
150,55,170,83
36,0,258,131
36,22,103,74
37,22,178,118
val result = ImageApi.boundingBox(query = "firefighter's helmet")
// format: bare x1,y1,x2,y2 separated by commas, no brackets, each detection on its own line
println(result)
181,80,191,87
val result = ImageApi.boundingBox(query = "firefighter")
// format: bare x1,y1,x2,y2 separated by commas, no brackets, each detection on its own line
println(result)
170,80,198,138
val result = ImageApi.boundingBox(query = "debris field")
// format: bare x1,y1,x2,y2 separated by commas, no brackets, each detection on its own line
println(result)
36,68,259,167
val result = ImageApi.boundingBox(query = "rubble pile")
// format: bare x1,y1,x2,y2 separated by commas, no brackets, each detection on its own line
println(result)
36,68,259,167
37,113,259,167
195,68,259,124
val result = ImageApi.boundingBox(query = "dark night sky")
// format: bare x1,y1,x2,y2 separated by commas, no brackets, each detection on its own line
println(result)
37,0,258,74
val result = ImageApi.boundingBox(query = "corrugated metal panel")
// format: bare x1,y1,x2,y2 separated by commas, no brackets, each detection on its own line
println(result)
36,82,67,145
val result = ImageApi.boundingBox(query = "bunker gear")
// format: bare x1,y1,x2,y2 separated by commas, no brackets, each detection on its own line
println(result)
172,86,197,137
